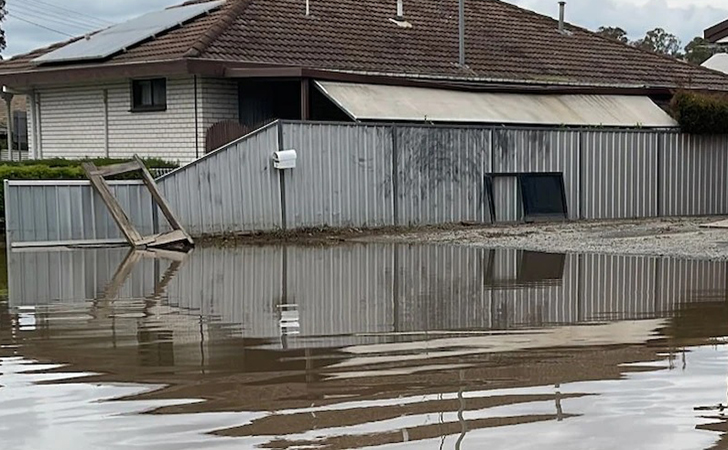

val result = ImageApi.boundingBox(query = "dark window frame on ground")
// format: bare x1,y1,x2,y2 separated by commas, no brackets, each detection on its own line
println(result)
131,78,167,112
518,173,569,221
485,172,568,222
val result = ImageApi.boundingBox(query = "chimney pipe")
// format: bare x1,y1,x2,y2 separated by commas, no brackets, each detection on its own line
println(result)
396,0,403,19
306,0,310,16
459,0,465,66
558,1,565,33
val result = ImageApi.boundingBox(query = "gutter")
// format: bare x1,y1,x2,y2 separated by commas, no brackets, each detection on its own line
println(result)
0,56,717,96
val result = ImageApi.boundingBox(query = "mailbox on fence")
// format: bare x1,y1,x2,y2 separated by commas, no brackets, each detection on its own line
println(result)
273,150,297,169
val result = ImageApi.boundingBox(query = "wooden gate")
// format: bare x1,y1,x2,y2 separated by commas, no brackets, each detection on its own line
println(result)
205,120,249,154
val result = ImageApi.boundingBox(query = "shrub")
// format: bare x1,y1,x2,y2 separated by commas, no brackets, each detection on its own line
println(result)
0,157,178,169
671,90,728,134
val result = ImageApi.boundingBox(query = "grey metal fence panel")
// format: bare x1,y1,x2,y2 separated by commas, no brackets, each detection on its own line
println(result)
661,134,728,216
396,126,491,226
165,245,284,339
5,180,154,247
492,129,581,220
581,130,659,219
8,247,163,305
656,257,728,313
281,122,394,228
157,123,282,235
486,251,581,328
492,176,520,222
579,254,659,321
395,245,491,332
286,244,395,344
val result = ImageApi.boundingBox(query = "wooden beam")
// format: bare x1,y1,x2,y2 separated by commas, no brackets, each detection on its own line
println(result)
83,162,148,247
83,158,193,250
301,78,310,120
90,160,143,178
102,249,144,299
224,67,304,78
133,155,194,246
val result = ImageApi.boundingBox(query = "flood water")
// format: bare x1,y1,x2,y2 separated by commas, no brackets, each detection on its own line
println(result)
2,244,728,449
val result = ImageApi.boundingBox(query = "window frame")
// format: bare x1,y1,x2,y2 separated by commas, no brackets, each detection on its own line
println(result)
130,78,167,113
485,172,569,222
518,172,569,222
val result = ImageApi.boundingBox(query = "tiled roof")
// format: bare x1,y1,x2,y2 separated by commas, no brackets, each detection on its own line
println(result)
4,0,728,91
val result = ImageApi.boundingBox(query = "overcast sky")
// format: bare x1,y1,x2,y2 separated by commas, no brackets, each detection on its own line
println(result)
4,0,728,57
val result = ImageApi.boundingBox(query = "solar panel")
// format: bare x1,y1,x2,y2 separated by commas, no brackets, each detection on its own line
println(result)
33,1,226,65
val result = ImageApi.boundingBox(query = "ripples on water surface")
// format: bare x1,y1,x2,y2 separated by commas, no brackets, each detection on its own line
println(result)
2,244,728,449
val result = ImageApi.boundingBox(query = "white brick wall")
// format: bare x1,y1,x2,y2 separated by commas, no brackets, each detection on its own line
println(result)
35,84,106,158
199,78,240,152
28,76,240,164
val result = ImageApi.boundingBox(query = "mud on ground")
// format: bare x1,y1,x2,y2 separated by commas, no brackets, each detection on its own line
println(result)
357,216,728,260
196,216,728,260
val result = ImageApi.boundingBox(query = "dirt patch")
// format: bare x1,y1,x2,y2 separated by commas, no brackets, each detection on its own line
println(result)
195,217,728,260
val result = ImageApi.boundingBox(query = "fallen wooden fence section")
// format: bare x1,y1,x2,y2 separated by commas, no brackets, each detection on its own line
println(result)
82,156,194,249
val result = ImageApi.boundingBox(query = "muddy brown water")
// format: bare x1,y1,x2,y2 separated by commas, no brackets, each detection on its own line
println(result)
2,244,728,449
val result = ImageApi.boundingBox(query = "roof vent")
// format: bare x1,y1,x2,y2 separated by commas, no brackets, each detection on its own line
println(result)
305,0,310,16
558,1,566,33
389,0,412,28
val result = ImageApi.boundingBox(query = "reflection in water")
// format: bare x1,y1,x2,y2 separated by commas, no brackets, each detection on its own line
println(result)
2,244,728,449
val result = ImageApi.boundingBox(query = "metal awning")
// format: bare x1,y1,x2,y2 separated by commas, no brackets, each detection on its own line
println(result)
314,81,677,128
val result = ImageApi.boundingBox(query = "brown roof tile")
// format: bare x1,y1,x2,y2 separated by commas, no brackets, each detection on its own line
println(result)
3,0,728,91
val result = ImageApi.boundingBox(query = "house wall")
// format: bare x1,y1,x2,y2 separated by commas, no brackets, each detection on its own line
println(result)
27,76,239,163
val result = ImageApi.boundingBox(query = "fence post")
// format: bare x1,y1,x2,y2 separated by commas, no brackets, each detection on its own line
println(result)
277,121,287,231
578,130,585,220
656,132,663,218
391,124,399,227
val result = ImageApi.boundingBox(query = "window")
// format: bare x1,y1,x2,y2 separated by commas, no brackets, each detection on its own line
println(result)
131,78,166,112
518,173,568,221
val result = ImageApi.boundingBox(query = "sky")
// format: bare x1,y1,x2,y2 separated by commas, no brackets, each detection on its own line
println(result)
4,0,728,57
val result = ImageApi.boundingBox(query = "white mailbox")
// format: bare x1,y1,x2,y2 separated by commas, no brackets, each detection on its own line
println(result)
273,150,297,169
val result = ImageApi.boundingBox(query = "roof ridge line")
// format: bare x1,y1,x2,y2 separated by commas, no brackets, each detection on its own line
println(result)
185,0,252,58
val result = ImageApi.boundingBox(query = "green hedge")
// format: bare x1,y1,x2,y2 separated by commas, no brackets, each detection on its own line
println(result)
0,158,178,220
1,157,178,169
671,90,728,134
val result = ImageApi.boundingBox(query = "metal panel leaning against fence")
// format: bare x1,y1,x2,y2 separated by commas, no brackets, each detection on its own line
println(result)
6,120,728,248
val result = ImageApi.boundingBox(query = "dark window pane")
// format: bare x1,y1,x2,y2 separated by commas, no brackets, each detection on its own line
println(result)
152,79,166,106
132,78,166,110
519,173,567,220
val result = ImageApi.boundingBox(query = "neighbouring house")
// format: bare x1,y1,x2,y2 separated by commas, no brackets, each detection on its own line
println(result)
2,0,728,164
0,95,28,160
702,18,728,73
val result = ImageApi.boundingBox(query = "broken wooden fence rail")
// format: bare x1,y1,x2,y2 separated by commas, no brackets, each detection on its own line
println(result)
82,155,194,249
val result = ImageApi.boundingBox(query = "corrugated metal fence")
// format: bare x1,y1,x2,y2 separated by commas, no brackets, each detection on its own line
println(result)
6,121,728,246
9,245,728,349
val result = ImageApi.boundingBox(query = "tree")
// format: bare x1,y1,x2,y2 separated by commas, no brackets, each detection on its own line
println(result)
596,26,629,44
633,28,682,58
684,36,717,65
